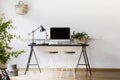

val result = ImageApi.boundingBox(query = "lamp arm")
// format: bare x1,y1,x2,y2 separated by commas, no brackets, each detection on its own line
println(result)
28,25,42,35
28,25,43,44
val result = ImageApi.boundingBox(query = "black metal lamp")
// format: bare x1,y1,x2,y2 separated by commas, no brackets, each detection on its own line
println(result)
28,25,46,44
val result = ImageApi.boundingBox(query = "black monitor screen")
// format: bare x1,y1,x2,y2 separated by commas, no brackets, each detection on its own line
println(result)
50,27,70,39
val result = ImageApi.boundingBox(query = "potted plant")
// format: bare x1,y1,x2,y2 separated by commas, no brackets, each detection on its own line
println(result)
71,31,89,43
0,13,24,68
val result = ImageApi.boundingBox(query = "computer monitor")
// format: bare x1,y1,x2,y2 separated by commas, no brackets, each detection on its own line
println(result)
50,27,70,40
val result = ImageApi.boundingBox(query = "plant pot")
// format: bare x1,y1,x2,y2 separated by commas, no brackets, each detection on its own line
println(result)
6,64,18,76
74,38,87,44
7,64,17,71
6,69,18,77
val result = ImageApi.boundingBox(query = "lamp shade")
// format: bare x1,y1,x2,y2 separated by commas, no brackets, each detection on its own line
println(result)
40,25,46,32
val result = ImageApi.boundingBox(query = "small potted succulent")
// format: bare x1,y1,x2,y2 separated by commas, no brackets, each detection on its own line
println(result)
71,31,89,43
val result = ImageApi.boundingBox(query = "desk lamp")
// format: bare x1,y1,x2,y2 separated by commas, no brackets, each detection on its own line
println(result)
28,25,46,45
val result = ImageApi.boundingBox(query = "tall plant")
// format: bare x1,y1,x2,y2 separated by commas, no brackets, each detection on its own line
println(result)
0,13,24,64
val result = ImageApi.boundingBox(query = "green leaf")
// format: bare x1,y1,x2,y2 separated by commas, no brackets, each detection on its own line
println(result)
0,13,25,64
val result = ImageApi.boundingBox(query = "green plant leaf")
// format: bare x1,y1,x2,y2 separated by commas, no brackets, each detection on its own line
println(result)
0,13,25,64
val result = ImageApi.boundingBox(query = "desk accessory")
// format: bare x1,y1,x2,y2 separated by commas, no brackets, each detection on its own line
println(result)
28,25,46,45
71,32,89,43
42,32,49,45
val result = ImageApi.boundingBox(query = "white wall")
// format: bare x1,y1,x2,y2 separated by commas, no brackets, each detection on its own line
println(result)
1,0,120,68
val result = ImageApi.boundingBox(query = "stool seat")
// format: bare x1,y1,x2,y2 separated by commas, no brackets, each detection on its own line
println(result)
48,51,58,54
63,51,75,54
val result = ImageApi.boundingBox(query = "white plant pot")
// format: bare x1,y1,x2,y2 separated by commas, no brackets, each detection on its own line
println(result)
7,64,17,71
6,64,18,76
6,69,18,77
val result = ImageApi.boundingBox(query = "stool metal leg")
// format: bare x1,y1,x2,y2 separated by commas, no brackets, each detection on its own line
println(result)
75,49,83,73
83,46,92,75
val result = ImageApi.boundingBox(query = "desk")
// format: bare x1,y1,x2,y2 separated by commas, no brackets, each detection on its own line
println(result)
24,43,92,75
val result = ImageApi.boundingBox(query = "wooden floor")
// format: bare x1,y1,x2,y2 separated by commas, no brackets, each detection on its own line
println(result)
10,69,120,80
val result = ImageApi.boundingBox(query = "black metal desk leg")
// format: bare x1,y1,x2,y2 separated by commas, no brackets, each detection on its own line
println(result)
83,46,92,75
75,48,83,73
33,49,41,72
75,46,92,75
24,45,41,75
25,46,33,75
82,46,89,71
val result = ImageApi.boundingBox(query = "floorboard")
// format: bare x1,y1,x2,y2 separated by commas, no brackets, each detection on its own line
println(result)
10,69,120,80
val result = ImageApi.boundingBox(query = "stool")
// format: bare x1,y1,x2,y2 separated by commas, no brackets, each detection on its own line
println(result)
59,51,76,78
47,51,58,77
